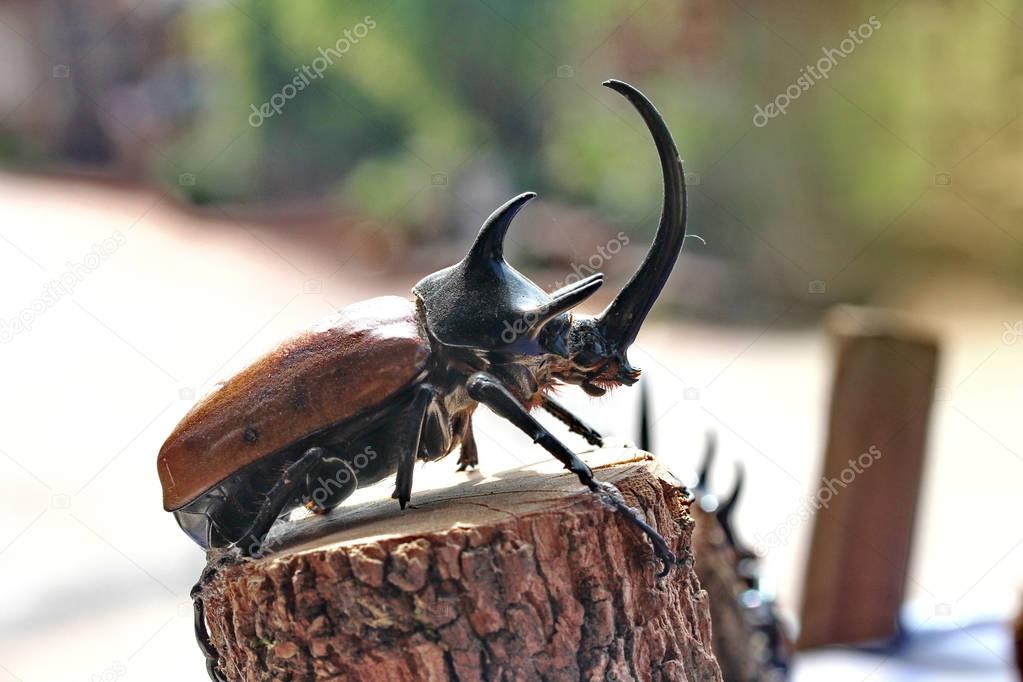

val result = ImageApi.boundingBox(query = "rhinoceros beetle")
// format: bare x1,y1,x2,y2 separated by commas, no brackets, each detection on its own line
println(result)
710,464,792,679
159,79,687,681
639,386,791,677
685,425,793,679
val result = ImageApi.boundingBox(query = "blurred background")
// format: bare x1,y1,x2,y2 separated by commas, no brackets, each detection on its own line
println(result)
1,0,1021,679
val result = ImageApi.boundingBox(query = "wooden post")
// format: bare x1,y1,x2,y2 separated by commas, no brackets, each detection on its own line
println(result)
797,307,940,649
201,448,723,681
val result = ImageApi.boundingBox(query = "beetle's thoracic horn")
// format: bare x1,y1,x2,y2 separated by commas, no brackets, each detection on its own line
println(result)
526,273,603,338
596,80,687,353
465,191,537,264
696,430,716,492
716,462,745,524
716,462,745,548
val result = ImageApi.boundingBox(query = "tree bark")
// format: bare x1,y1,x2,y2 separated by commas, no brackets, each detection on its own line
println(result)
201,448,722,681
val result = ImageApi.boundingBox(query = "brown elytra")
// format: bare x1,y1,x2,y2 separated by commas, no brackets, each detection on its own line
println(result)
157,296,430,511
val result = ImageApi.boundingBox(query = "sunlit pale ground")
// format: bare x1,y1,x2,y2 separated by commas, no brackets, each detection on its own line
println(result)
0,174,1019,680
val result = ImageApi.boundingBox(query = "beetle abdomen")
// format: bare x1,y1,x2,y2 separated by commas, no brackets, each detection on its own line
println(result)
158,296,430,511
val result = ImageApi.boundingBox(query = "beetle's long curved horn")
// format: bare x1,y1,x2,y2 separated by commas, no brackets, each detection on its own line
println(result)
465,191,537,264
596,80,686,356
526,274,604,338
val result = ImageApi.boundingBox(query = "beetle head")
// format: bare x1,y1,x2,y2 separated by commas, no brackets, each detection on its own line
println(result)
414,79,686,395
413,191,603,354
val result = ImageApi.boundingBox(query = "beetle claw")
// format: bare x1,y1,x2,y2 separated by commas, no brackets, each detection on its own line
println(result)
206,658,228,682
192,556,235,682
591,481,677,577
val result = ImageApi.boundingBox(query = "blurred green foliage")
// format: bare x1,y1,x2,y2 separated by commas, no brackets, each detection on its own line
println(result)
10,0,1023,314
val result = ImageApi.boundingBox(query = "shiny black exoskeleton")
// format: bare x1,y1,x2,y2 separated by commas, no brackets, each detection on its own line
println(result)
169,80,690,681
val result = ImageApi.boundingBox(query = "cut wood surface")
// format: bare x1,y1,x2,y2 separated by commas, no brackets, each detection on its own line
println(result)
201,447,722,681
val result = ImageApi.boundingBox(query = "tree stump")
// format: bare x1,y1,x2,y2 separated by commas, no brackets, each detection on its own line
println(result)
201,447,723,681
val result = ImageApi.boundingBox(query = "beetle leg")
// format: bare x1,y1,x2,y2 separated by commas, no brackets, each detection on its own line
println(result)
194,448,329,678
191,554,237,682
539,394,604,447
456,418,479,471
637,379,651,453
392,385,434,509
466,372,676,576
234,446,328,558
